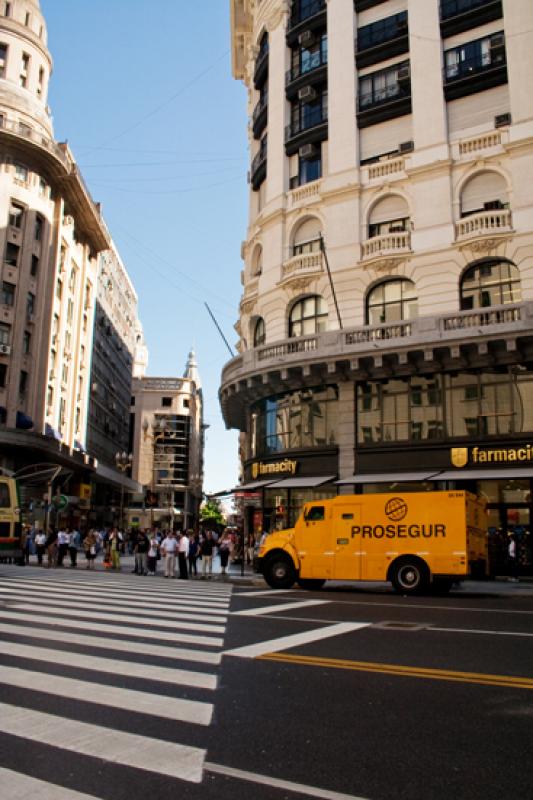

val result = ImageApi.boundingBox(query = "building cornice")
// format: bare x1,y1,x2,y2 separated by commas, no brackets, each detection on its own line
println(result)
0,18,52,68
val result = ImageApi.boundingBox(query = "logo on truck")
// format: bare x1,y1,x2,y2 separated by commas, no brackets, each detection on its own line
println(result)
385,497,408,521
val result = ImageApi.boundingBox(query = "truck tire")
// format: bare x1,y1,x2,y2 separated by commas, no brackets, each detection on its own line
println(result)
390,557,428,595
263,553,296,589
297,578,326,590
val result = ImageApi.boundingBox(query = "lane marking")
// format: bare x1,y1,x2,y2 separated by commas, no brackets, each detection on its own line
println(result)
0,767,105,800
0,622,222,664
0,703,205,783
0,665,213,724
236,589,300,597
430,625,533,639
4,602,226,633
0,610,224,647
258,653,533,690
233,599,329,616
0,640,217,690
205,762,370,800
224,623,370,659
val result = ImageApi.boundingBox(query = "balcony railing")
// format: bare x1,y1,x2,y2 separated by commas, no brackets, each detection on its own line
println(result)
252,92,268,138
285,106,328,141
257,335,319,362
455,209,512,241
288,0,326,31
443,304,521,331
444,51,506,84
358,82,411,112
282,252,323,280
361,231,411,260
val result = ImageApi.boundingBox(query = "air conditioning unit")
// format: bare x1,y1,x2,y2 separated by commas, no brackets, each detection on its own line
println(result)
298,30,315,48
399,140,414,154
0,344,10,355
397,65,410,83
495,112,511,128
299,143,318,159
298,85,317,102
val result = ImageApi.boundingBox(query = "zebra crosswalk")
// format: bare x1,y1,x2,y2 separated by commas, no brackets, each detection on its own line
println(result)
0,568,233,795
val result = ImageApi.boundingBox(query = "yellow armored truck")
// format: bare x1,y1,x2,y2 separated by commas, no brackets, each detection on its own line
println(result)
255,491,488,594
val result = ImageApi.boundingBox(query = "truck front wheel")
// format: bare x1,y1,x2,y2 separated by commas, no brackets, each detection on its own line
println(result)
390,558,429,595
263,554,296,589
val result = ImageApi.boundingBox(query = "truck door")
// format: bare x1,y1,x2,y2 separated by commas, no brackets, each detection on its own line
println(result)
333,506,363,580
298,504,335,579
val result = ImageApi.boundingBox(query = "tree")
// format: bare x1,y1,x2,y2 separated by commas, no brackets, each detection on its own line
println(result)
200,498,225,531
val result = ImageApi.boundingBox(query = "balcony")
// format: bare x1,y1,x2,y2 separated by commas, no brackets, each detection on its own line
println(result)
281,252,324,284
252,92,268,139
440,0,503,38
356,13,409,69
455,209,513,243
357,79,411,128
287,0,326,46
286,48,328,99
285,106,328,156
444,40,507,101
250,138,267,190
361,231,411,262
253,46,269,89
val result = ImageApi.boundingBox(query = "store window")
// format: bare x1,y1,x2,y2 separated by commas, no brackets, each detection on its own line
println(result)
460,259,521,310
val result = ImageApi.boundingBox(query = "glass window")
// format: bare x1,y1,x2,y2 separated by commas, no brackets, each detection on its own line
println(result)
5,242,19,266
9,202,24,228
289,295,328,337
1,282,15,306
366,279,418,324
254,317,266,347
34,214,43,241
22,330,30,354
14,164,28,182
0,323,10,345
460,260,521,310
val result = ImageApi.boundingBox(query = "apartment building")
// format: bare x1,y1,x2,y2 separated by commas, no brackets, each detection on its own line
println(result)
223,0,533,573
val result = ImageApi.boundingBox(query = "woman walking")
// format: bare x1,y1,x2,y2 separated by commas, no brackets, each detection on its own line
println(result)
83,529,98,570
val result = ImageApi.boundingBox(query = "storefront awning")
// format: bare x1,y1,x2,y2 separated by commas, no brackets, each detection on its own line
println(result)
268,475,337,489
233,479,277,492
94,463,143,492
433,468,533,481
336,472,440,485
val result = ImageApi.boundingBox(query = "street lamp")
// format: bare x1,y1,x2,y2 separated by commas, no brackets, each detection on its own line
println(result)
115,451,132,531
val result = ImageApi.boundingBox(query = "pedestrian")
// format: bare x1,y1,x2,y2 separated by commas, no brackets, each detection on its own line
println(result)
56,527,69,566
23,526,32,565
161,530,178,578
508,533,520,582
45,528,58,568
188,534,199,577
135,530,149,575
147,532,159,576
35,529,46,566
200,530,214,579
83,529,98,570
108,528,122,571
218,532,231,577
178,531,189,579
69,527,81,568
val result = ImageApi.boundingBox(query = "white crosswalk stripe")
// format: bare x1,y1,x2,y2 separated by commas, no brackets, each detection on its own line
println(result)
0,569,232,791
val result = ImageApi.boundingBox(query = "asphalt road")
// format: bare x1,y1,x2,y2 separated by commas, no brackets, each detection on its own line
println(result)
0,564,532,800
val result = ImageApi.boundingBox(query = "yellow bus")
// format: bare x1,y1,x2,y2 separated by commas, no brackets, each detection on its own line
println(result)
0,477,22,561
255,491,488,595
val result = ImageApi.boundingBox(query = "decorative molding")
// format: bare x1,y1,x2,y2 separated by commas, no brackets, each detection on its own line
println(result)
265,0,289,31
362,257,404,274
459,235,512,256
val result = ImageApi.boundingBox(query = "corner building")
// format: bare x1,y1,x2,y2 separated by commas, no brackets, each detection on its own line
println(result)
222,0,533,575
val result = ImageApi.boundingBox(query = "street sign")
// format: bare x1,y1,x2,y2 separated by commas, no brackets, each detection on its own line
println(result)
52,494,68,511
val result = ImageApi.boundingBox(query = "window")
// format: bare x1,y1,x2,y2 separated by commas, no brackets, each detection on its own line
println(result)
292,217,322,255
162,397,172,407
290,90,327,136
359,61,410,109
0,364,6,387
30,255,39,276
19,370,28,395
24,11,30,26
8,202,24,228
444,32,505,82
4,4,10,17
254,317,266,346
56,278,62,300
34,214,43,241
14,163,28,182
366,279,418,324
358,12,408,51
306,505,325,521
368,195,410,238
66,299,74,323
297,153,322,187
27,292,35,316
290,32,327,80
5,242,19,266
20,53,30,87
68,267,77,292
289,295,328,337
0,323,10,345
460,171,508,217
59,397,66,430
22,330,30,354
0,42,7,77
1,282,15,306
460,260,521,310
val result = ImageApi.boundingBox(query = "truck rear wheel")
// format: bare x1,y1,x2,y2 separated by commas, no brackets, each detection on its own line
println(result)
391,558,428,595
263,554,296,589
297,578,326,590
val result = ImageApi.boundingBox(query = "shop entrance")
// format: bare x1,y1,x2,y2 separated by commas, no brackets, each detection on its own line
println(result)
480,479,532,577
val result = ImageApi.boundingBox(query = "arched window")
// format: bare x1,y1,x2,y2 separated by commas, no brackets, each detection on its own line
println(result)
460,259,521,310
460,171,508,217
251,244,262,276
292,217,321,256
289,295,328,337
368,195,410,238
366,279,418,324
254,317,266,346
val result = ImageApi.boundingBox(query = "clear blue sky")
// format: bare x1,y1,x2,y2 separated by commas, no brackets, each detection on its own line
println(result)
41,0,249,494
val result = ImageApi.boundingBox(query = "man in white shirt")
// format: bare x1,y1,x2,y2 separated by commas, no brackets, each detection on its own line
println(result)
178,531,189,579
161,531,178,578
57,528,69,567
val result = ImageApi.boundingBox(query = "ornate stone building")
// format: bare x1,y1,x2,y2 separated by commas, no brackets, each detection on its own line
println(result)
223,0,533,573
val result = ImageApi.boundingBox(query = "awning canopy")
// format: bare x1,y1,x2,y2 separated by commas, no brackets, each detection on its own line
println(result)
268,475,336,489
336,472,440,485
233,479,276,492
434,469,533,481
94,462,143,493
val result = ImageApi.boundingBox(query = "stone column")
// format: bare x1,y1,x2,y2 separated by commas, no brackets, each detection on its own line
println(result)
502,0,533,129
327,0,357,174
336,380,356,493
266,14,288,203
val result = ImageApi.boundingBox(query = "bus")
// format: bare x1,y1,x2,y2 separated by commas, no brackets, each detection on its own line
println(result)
0,476,22,561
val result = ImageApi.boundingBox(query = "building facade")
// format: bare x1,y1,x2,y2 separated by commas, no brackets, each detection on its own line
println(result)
130,351,205,531
223,0,533,574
